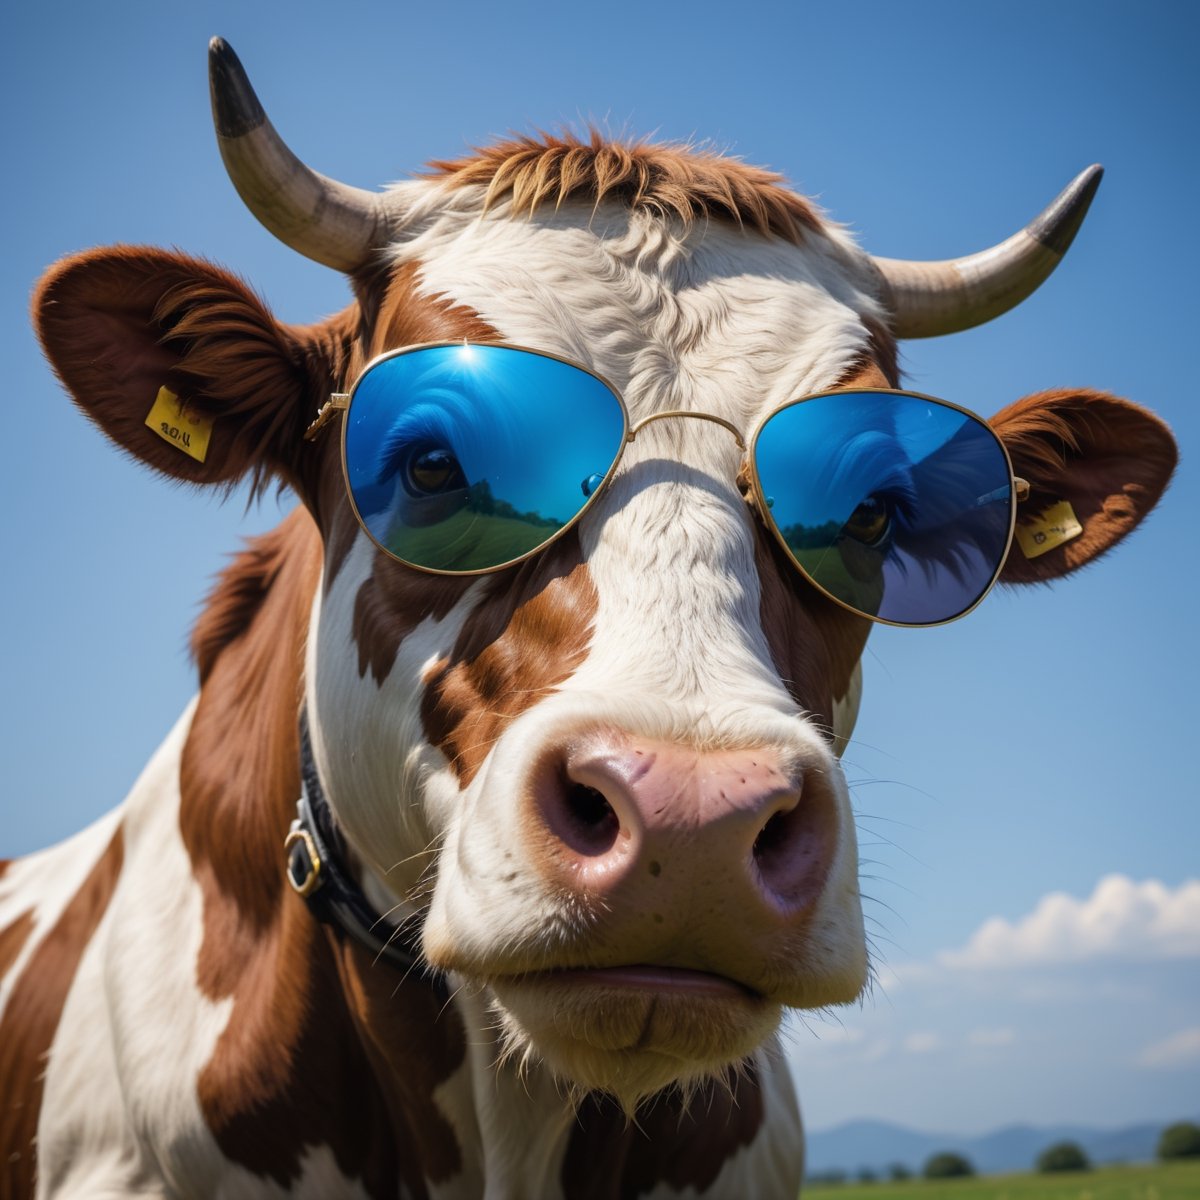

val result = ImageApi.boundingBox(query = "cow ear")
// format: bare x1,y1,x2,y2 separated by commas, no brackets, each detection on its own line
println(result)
34,246,319,490
991,389,1177,584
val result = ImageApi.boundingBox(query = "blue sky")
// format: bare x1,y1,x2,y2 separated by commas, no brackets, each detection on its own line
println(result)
3,1,1197,1136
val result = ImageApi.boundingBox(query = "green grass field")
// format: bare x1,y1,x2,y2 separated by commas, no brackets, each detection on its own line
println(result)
385,505,558,570
804,1160,1200,1200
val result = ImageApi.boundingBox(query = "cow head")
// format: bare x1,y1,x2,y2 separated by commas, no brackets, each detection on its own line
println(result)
33,40,1176,1111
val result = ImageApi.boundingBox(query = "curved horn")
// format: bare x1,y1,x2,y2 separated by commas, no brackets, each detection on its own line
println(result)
872,165,1103,339
208,37,390,273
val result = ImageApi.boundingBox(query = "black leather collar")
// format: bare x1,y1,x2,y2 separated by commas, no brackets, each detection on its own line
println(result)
284,710,438,982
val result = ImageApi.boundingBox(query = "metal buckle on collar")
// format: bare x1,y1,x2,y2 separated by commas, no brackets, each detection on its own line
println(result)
284,824,323,899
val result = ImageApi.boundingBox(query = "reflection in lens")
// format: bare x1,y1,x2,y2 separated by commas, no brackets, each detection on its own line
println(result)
344,345,626,571
754,392,1012,625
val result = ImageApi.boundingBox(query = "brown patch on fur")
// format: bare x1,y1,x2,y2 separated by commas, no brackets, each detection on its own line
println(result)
367,261,499,359
430,132,822,245
192,509,318,685
992,389,1177,584
560,1067,765,1198
835,357,895,393
0,911,35,982
856,315,901,388
323,497,366,595
754,519,870,744
181,506,466,1194
183,507,340,1171
333,940,467,1188
421,656,449,685
353,563,476,684
195,914,464,1197
0,827,124,1200
182,507,322,941
421,531,597,785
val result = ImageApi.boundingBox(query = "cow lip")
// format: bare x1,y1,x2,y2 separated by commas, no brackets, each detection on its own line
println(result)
514,964,762,1001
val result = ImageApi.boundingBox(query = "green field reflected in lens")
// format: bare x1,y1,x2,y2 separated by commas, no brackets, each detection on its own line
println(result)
755,391,1012,625
345,345,626,572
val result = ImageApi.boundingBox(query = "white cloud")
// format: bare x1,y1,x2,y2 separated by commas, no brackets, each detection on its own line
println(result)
940,876,1200,969
868,963,907,995
813,1024,866,1046
967,1027,1016,1048
791,1018,892,1063
903,1032,941,1054
1137,1027,1200,1069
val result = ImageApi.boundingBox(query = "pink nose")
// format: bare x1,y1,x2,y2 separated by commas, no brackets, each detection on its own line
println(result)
529,736,836,915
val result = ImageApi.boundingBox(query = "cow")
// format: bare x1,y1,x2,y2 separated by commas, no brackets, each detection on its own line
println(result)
0,36,1177,1200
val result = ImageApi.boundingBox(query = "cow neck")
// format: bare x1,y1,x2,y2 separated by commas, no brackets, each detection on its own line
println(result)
286,708,440,985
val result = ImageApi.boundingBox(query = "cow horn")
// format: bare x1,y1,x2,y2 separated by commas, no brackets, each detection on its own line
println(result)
871,165,1103,338
208,37,390,273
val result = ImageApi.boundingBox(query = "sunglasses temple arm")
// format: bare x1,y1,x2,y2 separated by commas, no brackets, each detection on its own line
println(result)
304,393,351,442
1014,477,1030,503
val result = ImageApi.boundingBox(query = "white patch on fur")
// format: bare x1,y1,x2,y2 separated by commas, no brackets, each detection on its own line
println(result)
34,705,220,1191
28,706,377,1196
0,805,122,1021
451,985,580,1198
306,538,484,907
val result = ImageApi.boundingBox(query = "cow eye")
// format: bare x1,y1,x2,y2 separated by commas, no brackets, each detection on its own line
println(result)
843,494,892,545
403,446,466,495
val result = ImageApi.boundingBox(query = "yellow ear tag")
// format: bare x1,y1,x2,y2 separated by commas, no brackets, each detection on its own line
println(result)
1016,499,1083,559
145,387,213,463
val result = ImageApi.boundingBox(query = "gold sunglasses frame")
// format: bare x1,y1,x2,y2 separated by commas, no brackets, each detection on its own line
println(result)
309,340,1025,629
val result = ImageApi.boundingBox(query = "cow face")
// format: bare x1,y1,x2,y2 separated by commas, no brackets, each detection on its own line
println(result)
301,200,884,1103
33,56,1177,1111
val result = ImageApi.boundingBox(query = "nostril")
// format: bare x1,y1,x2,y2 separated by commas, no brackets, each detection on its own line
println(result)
562,779,620,855
752,809,790,862
567,781,614,830
751,792,833,909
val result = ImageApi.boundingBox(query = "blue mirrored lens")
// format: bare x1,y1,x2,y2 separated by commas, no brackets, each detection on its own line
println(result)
755,392,1012,624
344,345,626,571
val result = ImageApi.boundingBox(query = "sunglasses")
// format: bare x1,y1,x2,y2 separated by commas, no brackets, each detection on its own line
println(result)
308,342,1023,628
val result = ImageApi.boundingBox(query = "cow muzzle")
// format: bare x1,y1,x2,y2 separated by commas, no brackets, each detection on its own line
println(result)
530,735,834,926
422,719,866,1102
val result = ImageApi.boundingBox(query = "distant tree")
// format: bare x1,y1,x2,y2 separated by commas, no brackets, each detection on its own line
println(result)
1158,1121,1200,1160
806,1169,847,1186
856,1167,878,1183
923,1152,974,1179
887,1163,913,1182
1036,1141,1091,1173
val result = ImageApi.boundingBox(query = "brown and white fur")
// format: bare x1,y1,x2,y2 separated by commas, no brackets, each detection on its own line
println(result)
0,133,1176,1199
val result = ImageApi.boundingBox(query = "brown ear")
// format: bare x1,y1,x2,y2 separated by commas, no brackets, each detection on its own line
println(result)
34,246,318,490
991,389,1177,584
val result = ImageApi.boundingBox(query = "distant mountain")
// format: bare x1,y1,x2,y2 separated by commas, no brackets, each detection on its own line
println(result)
804,1116,1189,1177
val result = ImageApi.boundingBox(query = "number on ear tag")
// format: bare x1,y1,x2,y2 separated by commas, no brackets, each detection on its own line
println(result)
1016,499,1083,559
145,387,213,464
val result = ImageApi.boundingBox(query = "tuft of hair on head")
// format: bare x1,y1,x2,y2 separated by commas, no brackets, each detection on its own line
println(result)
427,130,822,244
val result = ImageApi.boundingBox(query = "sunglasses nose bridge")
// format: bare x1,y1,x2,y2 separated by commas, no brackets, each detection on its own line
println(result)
627,409,747,450
624,410,760,519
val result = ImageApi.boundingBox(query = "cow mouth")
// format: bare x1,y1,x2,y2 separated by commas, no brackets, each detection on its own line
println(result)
486,964,780,1105
520,964,762,1001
